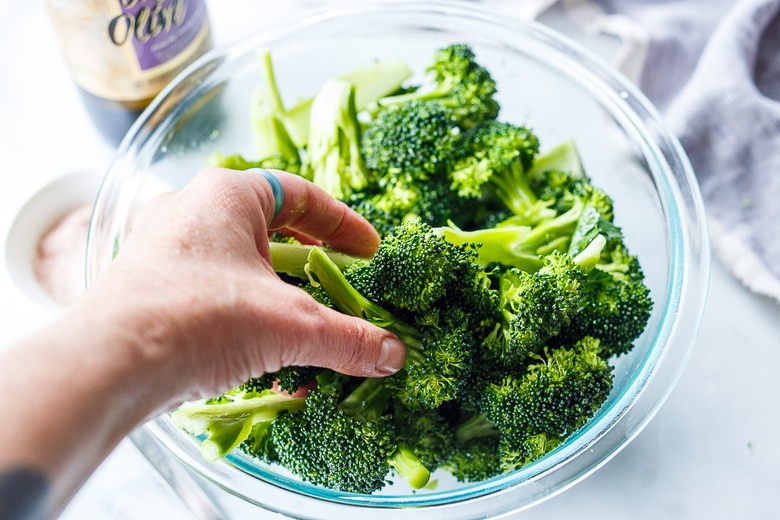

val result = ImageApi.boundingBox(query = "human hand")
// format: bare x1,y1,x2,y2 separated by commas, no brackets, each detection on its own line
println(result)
76,167,407,408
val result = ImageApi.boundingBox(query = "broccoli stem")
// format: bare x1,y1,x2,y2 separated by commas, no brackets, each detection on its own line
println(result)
436,199,592,272
454,413,499,445
251,50,301,168
489,162,540,218
304,246,423,351
269,242,363,279
171,390,307,461
339,377,393,420
388,443,432,489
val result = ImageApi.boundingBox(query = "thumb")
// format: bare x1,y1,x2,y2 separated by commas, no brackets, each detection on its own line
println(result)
287,305,408,378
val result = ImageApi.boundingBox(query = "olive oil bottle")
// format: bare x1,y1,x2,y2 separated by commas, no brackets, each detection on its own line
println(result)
44,0,212,145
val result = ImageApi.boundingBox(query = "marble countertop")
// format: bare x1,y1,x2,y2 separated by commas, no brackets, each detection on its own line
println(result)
1,2,778,519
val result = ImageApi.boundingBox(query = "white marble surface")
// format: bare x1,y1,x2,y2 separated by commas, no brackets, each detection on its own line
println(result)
1,1,779,519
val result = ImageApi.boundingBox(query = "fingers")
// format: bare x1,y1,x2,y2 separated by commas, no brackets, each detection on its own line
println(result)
260,289,407,379
250,168,381,258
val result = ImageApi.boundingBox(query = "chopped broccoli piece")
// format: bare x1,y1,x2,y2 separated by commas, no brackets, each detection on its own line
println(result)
370,43,500,129
362,99,458,184
303,79,370,200
490,251,586,366
449,120,546,222
272,378,430,493
171,388,307,462
554,242,653,358
304,241,477,410
251,50,302,172
482,337,614,441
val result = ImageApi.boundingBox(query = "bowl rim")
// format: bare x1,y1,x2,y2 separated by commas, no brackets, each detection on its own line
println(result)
87,1,711,517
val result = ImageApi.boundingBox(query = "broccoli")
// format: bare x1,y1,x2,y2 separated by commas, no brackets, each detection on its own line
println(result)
250,50,303,173
170,388,307,462
271,377,430,494
482,337,614,443
362,99,458,184
369,43,500,129
351,99,475,233
452,336,613,475
489,251,586,367
449,120,548,222
172,43,656,494
303,79,370,200
304,241,478,410
553,241,653,358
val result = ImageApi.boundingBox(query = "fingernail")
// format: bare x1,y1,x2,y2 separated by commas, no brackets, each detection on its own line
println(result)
376,337,407,375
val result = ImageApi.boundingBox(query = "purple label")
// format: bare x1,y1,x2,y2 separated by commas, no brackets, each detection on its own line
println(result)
108,0,207,71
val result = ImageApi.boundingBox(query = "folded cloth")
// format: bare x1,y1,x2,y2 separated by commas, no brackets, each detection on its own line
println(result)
569,0,780,302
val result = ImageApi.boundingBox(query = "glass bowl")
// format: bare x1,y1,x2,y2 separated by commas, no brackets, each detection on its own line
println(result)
86,2,710,518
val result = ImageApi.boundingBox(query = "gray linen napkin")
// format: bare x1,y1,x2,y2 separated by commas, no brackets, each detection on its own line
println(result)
592,0,780,301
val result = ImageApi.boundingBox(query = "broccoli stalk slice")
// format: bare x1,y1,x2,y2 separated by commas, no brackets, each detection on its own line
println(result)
281,58,414,148
268,242,364,280
305,79,370,200
171,389,307,462
436,198,599,272
303,246,423,351
525,139,586,183
388,443,432,489
436,224,540,272
487,161,544,220
251,50,302,171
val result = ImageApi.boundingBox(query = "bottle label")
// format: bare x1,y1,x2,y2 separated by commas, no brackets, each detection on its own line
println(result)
44,0,211,103
109,0,208,71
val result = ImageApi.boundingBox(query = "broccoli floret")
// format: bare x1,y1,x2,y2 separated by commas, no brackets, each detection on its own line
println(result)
489,251,586,366
362,99,458,184
239,420,278,464
393,404,455,470
482,337,614,441
370,43,499,129
367,218,482,313
302,79,370,200
304,243,479,410
445,435,503,483
271,378,430,493
555,242,653,358
449,120,548,222
170,388,307,462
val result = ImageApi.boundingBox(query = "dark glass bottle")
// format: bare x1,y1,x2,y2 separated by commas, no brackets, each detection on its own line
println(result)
44,0,213,145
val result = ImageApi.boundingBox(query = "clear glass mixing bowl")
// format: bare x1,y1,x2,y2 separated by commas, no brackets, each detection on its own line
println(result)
86,2,710,518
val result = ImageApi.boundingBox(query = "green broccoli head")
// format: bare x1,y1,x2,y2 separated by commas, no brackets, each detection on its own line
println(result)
445,435,503,483
556,242,653,358
369,43,500,129
482,336,614,441
271,388,396,494
426,43,501,128
492,251,585,365
361,98,458,184
369,218,482,314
